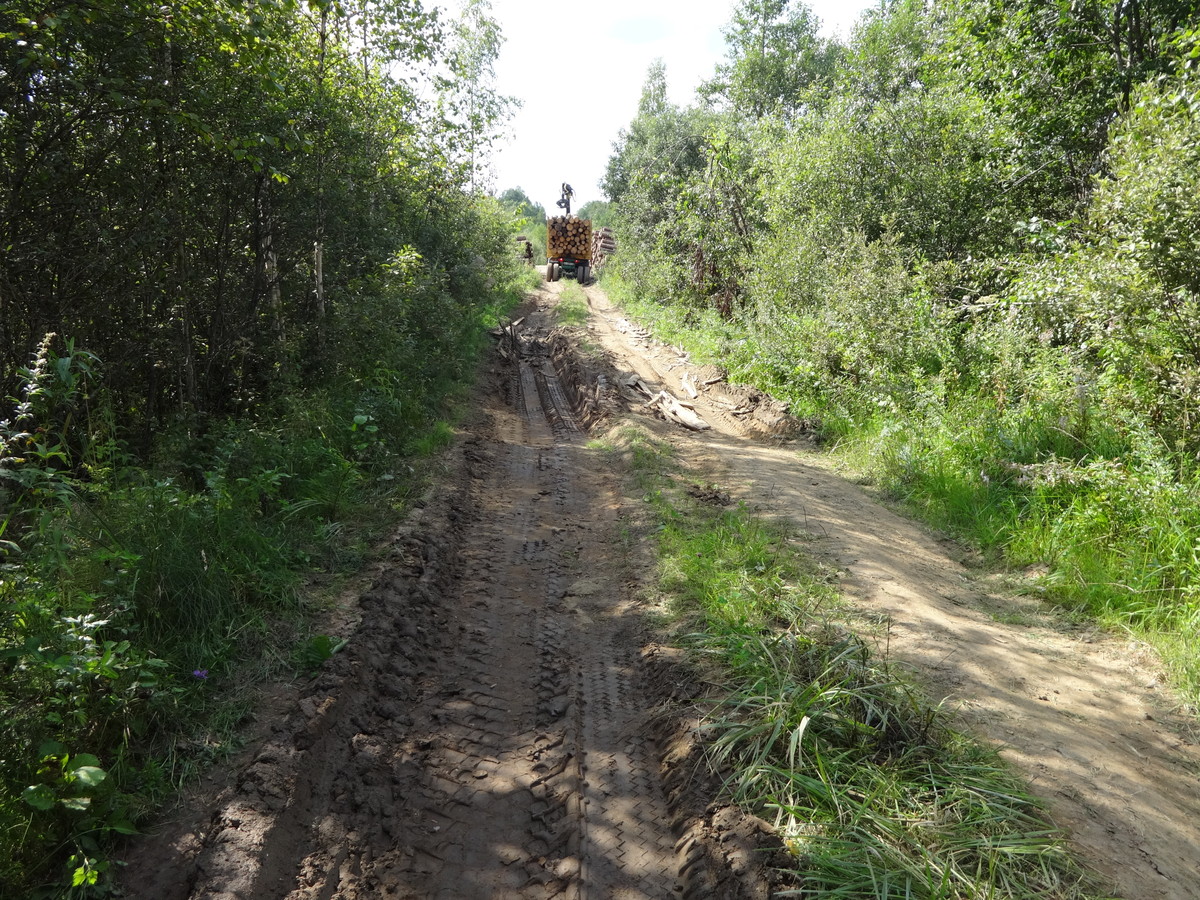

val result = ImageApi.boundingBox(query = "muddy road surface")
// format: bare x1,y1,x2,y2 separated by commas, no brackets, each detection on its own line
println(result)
119,292,784,899
121,279,1200,900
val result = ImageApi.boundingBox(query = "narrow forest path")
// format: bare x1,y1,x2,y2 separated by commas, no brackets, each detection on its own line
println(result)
118,279,1200,900
576,281,1200,900
118,290,783,899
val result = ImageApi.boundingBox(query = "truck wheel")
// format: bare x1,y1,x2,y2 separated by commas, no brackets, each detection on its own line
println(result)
578,263,589,284
544,264,553,282
551,263,561,282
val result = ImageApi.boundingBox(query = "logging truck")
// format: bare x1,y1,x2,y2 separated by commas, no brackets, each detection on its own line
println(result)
544,182,592,283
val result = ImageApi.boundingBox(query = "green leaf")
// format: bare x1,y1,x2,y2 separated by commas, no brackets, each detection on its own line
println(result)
22,784,56,811
61,796,92,811
108,817,140,836
71,765,108,788
36,739,67,760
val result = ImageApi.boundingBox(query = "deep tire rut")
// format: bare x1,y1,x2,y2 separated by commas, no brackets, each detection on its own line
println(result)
118,294,786,900
363,313,683,899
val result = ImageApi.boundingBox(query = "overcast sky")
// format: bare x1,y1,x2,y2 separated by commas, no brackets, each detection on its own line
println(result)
483,0,875,214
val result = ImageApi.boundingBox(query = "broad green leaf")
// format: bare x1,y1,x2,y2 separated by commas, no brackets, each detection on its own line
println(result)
22,784,56,811
71,765,108,788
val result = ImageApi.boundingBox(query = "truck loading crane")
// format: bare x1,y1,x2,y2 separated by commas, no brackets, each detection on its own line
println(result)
545,182,592,283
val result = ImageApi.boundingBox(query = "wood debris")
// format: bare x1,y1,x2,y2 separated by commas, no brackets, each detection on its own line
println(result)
617,373,710,430
707,396,752,415
645,391,710,431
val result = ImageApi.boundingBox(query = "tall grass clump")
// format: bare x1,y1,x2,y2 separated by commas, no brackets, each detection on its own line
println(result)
604,426,1098,899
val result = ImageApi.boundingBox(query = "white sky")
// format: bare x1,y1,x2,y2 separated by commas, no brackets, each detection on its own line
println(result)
485,0,875,213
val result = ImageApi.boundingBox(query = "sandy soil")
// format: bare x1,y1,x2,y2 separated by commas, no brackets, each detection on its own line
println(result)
117,277,1200,900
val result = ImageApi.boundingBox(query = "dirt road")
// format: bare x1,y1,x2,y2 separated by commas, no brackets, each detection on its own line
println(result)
578,283,1200,900
119,289,784,899
121,280,1200,899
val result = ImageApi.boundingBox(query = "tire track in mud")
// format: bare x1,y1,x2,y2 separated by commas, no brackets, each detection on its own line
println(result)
119,300,693,900
119,293,788,900
287,314,686,899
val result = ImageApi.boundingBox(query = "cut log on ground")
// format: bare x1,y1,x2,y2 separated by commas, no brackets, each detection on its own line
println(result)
645,390,710,431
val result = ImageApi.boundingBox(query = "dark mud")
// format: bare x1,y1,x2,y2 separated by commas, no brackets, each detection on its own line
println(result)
117,290,788,899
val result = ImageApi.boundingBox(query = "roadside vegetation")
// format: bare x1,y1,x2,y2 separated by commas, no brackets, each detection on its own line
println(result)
0,0,524,894
499,187,549,263
602,0,1200,708
597,424,1100,899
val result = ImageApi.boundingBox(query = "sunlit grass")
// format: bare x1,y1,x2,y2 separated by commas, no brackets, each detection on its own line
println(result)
601,423,1102,900
555,282,590,327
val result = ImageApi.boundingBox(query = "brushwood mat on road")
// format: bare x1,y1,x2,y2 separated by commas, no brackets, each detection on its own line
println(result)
577,279,1200,900
117,291,787,899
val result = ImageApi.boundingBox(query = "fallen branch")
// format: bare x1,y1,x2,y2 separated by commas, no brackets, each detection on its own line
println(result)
646,390,710,431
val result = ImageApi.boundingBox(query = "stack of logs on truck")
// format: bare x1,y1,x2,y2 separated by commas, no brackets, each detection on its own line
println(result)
545,215,592,283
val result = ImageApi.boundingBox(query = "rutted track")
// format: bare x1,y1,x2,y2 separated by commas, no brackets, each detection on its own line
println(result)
118,292,784,899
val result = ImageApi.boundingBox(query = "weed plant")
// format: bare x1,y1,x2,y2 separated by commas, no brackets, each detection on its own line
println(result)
601,424,1099,899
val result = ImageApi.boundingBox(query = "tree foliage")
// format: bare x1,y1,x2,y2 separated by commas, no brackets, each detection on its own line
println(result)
0,0,526,892
701,0,840,119
603,0,1200,706
498,185,547,252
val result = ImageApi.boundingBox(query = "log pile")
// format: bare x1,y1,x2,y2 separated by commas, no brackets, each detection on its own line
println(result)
591,226,617,270
547,216,592,259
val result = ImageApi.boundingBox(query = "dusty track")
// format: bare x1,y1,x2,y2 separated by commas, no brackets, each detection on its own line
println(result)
119,290,783,899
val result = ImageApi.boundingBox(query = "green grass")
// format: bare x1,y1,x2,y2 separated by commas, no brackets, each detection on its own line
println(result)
0,279,522,897
597,423,1103,900
600,273,1200,713
555,282,590,327
601,273,743,366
